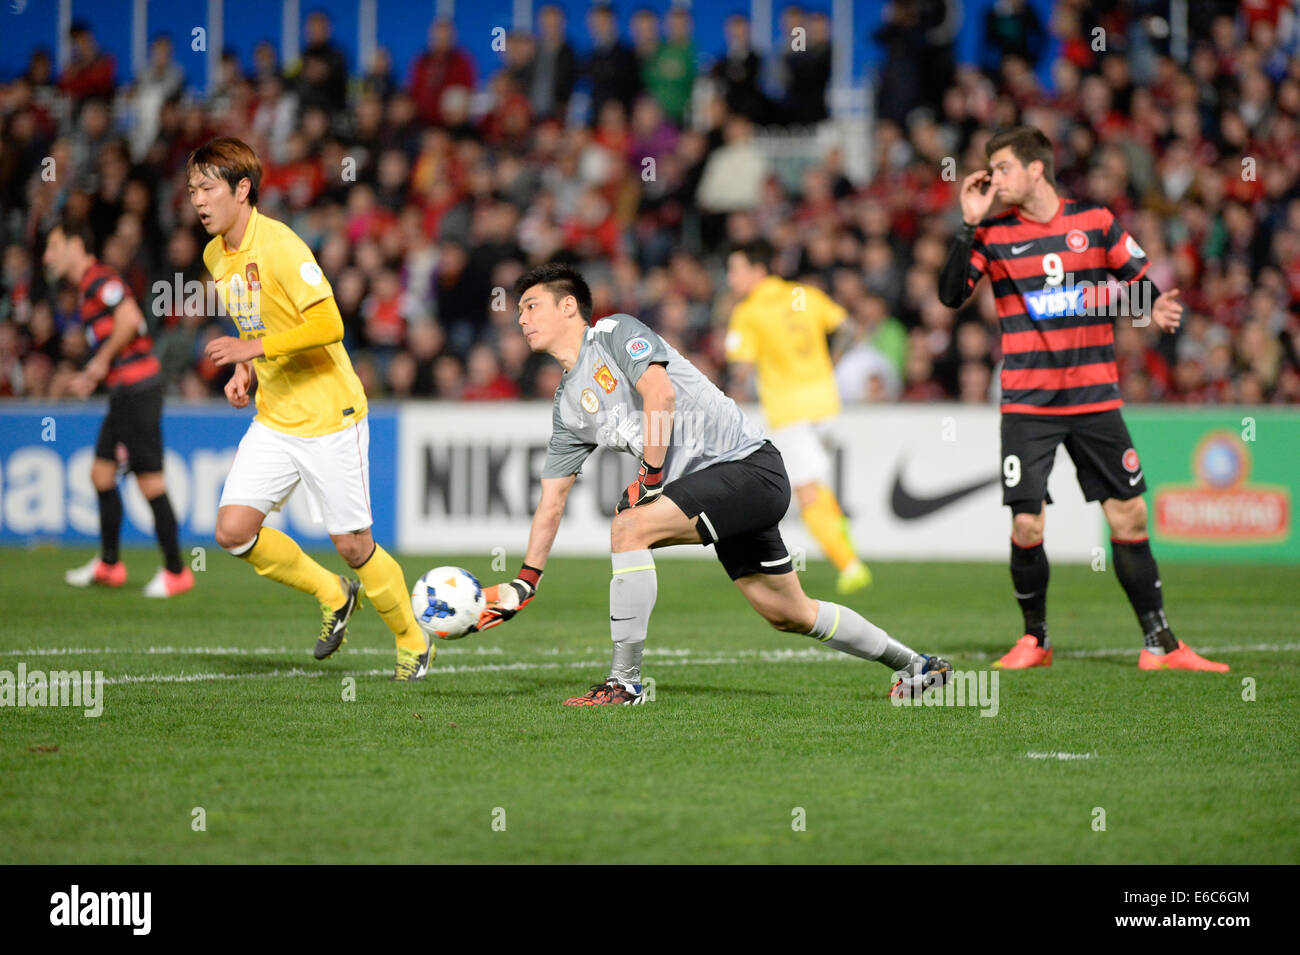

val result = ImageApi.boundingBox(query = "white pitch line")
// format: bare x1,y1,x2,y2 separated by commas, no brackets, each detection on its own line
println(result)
0,645,507,657
1025,751,1097,760
92,653,842,687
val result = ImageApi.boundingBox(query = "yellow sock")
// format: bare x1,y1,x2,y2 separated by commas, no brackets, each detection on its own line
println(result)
802,484,858,571
355,544,426,652
242,526,345,607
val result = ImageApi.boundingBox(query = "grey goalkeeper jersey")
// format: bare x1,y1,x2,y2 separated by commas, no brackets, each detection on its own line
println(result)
542,314,766,483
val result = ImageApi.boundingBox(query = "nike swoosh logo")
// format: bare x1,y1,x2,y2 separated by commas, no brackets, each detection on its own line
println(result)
890,467,1002,520
611,615,636,622
1129,471,1143,486
1011,243,1034,254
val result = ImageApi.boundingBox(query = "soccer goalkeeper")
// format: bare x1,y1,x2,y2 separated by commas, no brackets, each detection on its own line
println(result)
475,263,950,705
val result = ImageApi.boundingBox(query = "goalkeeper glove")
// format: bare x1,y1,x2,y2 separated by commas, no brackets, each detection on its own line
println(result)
616,459,664,514
474,563,543,632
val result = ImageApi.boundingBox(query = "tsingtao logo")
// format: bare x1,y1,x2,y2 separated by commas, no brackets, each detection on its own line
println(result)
1154,431,1290,542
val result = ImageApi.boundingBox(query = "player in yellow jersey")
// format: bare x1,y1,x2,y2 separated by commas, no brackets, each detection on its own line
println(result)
724,239,871,595
188,137,431,682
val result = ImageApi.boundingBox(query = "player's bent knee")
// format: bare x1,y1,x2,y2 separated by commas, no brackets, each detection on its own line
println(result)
610,510,648,551
216,517,262,553
1012,514,1044,546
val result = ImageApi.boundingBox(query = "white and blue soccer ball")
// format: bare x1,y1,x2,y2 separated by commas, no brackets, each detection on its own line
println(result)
411,566,485,640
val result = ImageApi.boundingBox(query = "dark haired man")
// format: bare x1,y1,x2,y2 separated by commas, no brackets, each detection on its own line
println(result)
939,125,1227,673
475,262,953,705
44,217,191,598
188,136,427,681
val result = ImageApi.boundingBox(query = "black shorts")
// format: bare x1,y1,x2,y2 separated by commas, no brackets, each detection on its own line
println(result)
94,382,165,474
661,440,794,580
1000,409,1146,514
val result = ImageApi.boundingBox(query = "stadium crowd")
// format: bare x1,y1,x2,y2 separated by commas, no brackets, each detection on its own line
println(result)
1,0,1298,407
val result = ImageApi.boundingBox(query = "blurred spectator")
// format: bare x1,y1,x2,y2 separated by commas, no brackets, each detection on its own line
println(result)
129,35,184,161
778,8,832,125
530,5,577,121
297,10,349,113
643,8,697,125
59,22,115,110
585,3,639,122
712,15,768,124
409,19,476,127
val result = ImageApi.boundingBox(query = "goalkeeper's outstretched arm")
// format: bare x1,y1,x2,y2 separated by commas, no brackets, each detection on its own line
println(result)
524,474,577,571
474,473,576,631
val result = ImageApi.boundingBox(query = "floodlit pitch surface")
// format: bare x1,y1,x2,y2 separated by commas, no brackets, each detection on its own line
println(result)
2,549,1296,864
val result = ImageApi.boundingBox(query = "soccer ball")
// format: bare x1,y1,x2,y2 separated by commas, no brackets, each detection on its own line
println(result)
411,566,485,640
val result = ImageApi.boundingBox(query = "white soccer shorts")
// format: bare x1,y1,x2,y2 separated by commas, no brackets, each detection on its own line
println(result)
768,420,833,488
219,418,373,535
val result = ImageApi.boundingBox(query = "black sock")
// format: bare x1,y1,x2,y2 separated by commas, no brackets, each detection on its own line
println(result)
1111,537,1177,653
98,488,122,565
1010,539,1049,646
148,493,184,575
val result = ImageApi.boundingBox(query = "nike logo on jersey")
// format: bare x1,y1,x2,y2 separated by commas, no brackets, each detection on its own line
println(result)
1129,471,1143,486
1011,243,1034,254
890,467,1001,519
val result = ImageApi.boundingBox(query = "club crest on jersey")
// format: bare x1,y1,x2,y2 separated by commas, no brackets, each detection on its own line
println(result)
99,278,124,308
1122,448,1140,473
594,362,618,394
581,388,599,413
245,262,261,291
626,337,651,359
1066,229,1089,253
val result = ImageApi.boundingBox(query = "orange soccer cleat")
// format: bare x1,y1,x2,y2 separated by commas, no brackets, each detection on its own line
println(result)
1138,641,1229,673
65,556,127,588
992,635,1053,669
143,566,195,598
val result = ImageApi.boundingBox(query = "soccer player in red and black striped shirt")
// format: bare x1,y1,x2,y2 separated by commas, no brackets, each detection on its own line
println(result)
939,126,1225,673
43,216,193,598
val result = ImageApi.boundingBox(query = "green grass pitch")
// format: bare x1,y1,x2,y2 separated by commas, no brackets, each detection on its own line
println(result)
1,547,1297,864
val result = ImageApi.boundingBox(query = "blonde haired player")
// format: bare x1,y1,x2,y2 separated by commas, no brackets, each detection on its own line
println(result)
724,239,870,594
190,137,431,681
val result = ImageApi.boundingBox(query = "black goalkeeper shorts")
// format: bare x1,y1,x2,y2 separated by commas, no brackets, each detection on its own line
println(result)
661,440,795,580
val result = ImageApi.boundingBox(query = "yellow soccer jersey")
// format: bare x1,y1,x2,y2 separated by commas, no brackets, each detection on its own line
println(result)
203,208,367,436
725,275,847,429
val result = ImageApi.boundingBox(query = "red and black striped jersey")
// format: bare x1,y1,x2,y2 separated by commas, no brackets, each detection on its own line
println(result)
78,261,160,390
963,197,1153,415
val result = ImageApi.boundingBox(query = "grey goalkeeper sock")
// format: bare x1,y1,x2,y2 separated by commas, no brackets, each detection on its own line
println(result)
609,549,657,687
807,599,921,673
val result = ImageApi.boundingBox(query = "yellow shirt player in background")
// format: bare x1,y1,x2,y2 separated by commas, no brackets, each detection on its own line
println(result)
190,137,431,682
724,239,871,595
